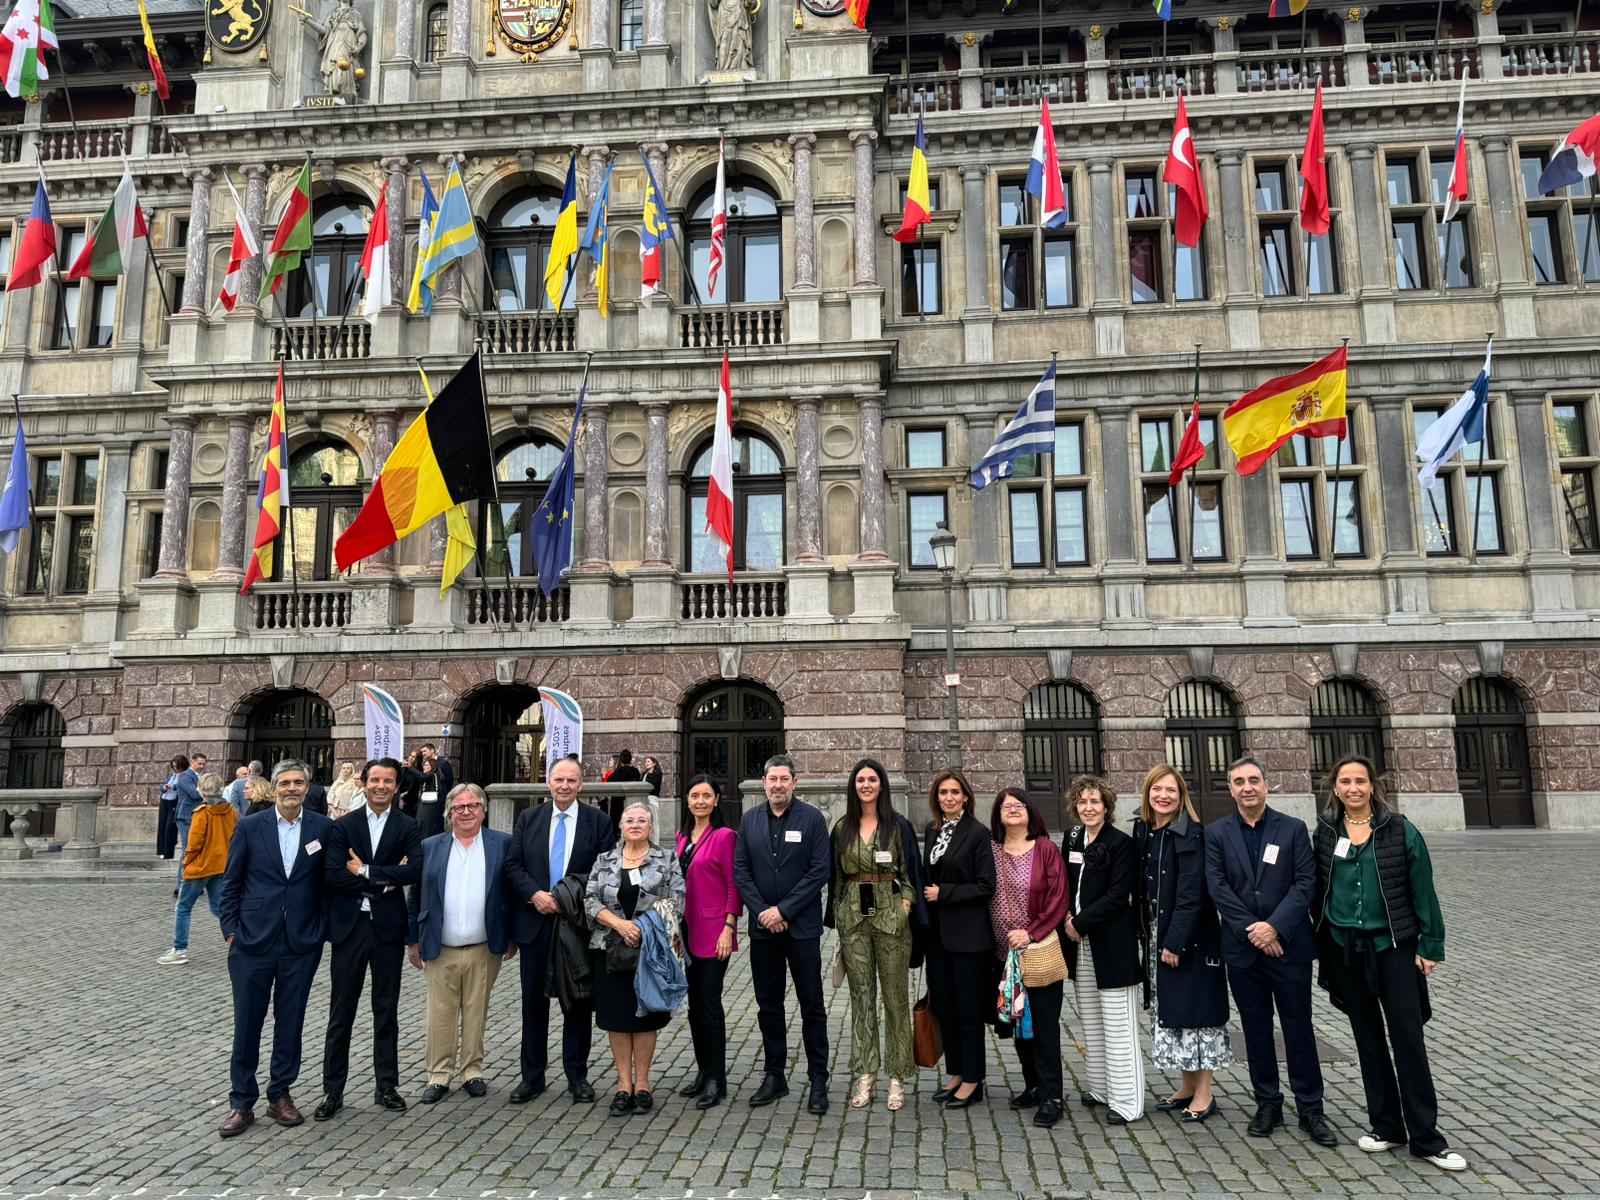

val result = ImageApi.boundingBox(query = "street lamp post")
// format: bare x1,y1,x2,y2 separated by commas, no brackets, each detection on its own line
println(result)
929,520,962,768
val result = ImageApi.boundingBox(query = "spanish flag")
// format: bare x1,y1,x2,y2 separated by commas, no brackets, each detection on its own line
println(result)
334,352,496,572
893,104,931,244
1222,345,1348,476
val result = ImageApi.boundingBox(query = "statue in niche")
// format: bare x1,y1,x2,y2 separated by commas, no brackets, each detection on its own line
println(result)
708,0,760,72
292,0,368,99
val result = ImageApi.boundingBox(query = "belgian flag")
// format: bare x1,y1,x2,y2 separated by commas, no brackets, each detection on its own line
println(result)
334,353,496,571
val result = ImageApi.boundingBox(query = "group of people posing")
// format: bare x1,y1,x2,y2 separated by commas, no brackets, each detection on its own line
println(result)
199,748,1464,1175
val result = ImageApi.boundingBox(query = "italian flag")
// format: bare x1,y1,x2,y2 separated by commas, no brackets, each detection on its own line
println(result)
0,0,57,101
259,158,313,303
67,166,147,281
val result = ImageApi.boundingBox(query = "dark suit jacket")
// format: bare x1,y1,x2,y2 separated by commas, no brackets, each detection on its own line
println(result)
305,781,328,817
922,813,996,955
407,828,513,960
1063,823,1143,990
1204,806,1316,967
324,805,423,945
732,800,831,941
219,807,334,956
504,800,615,946
174,768,204,822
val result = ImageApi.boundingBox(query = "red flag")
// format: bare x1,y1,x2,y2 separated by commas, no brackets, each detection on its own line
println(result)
706,353,735,582
846,0,869,28
1162,93,1208,248
1300,82,1331,237
7,178,55,292
1169,399,1206,487
707,136,727,298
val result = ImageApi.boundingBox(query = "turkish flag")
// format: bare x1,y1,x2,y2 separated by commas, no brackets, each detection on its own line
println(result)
1162,94,1208,248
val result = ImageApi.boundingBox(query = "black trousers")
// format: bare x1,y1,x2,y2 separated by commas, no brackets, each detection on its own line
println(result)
1327,937,1446,1156
685,950,730,1083
227,930,322,1110
156,795,178,858
518,931,593,1085
1013,978,1063,1102
1228,956,1325,1111
926,941,990,1083
749,932,829,1080
321,916,404,1096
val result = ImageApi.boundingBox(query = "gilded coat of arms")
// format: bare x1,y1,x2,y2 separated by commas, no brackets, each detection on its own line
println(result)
492,0,571,58
208,0,272,52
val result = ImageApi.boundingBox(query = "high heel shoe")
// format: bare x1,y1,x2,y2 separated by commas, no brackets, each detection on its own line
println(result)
1182,1099,1219,1123
886,1079,906,1111
850,1074,876,1109
931,1080,960,1104
944,1082,985,1109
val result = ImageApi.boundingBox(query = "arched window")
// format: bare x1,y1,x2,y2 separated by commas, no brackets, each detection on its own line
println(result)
1309,679,1386,784
1452,677,1532,827
425,1,450,62
247,690,335,784
687,176,781,304
686,430,784,572
279,439,364,582
461,685,544,787
480,437,565,577
1163,680,1241,823
485,189,575,312
284,194,371,319
1,702,64,837
1023,682,1101,832
682,680,785,826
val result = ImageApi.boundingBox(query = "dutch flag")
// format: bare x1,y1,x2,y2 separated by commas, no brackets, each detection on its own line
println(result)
1025,97,1068,229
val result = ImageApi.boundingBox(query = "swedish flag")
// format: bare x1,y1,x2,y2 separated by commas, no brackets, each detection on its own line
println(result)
544,153,579,309
410,161,477,310
578,161,613,318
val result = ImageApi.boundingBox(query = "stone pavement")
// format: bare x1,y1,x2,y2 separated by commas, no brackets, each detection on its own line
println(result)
0,832,1596,1199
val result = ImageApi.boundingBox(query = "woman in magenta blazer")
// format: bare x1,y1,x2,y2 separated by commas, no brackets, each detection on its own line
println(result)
675,774,742,1109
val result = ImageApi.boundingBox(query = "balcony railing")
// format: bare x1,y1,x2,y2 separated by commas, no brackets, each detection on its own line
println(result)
271,319,372,361
679,304,785,349
0,125,21,165
980,63,1089,108
1501,31,1600,77
1235,48,1347,92
465,582,570,628
477,311,577,354
1108,54,1216,100
679,574,788,621
37,120,127,162
1368,38,1480,85
889,72,962,115
250,583,352,631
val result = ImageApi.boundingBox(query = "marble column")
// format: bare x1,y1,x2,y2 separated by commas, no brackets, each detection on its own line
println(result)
238,163,269,312
426,513,449,572
179,168,213,313
960,165,989,309
448,0,470,54
855,393,888,562
641,400,671,567
795,395,823,562
382,157,409,303
210,414,253,580
643,0,666,44
588,0,610,48
580,400,611,570
153,415,196,580
849,130,878,286
366,411,400,575
581,145,611,300
394,0,417,60
642,141,668,191
435,153,463,302
789,133,817,290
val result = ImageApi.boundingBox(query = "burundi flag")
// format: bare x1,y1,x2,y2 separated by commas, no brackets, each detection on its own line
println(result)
893,102,931,244
241,363,289,594
259,159,313,303
1223,345,1348,476
578,160,613,317
67,165,147,281
544,153,579,309
0,0,56,101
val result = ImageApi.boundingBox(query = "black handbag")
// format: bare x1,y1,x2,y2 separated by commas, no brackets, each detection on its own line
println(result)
604,931,640,975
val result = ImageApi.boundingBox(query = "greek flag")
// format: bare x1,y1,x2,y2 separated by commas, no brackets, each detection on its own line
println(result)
970,358,1058,490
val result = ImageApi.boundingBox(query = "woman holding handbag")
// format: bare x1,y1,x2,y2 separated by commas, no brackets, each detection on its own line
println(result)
1063,776,1146,1124
987,787,1069,1128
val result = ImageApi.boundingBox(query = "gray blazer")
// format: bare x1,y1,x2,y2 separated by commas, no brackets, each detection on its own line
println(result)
584,845,685,949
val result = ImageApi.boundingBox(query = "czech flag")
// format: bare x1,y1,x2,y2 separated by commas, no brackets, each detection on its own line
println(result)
1025,96,1068,229
1537,111,1600,195
893,104,931,244
1299,83,1331,237
241,363,289,594
1443,75,1469,222
1223,346,1348,476
7,178,55,293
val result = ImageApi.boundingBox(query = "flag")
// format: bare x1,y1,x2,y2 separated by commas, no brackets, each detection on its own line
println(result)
640,151,674,297
1169,399,1206,487
1222,345,1348,476
414,364,478,595
1154,0,1172,18
406,167,440,315
706,353,735,581
0,0,56,100
538,686,583,772
1416,341,1491,489
259,159,312,303
1163,94,1208,248
1269,0,1308,14
7,178,55,293
544,153,578,309
218,172,258,313
67,165,147,281
361,683,404,762
0,410,28,555
893,103,932,244
241,362,289,594
137,0,168,100
530,365,586,597
845,0,868,27
1443,75,1470,222
578,160,613,317
707,136,727,297
358,178,389,322
1025,97,1068,229
971,358,1058,490
411,160,478,307
1300,83,1330,237
1537,112,1600,195
335,352,496,572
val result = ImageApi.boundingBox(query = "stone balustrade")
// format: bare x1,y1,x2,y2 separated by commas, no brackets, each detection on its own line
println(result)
0,789,104,860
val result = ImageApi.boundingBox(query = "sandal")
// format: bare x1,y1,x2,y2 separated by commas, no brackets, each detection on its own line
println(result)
887,1078,905,1111
850,1074,876,1108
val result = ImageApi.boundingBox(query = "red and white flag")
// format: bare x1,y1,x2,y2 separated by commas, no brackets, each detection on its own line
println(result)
1162,93,1208,248
1443,75,1469,223
706,353,735,582
707,136,727,300
359,178,390,322
217,172,259,313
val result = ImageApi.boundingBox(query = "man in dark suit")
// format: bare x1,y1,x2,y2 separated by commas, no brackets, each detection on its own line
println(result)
504,756,614,1104
1204,753,1337,1148
313,757,423,1122
732,754,832,1113
217,758,333,1139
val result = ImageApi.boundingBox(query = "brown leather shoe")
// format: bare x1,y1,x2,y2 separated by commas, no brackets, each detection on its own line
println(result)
218,1107,254,1138
266,1095,304,1127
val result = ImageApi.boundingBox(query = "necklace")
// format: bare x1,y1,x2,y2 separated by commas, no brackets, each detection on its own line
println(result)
1345,814,1372,826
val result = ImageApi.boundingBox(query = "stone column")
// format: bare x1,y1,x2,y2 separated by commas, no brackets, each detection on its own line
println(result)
790,133,817,290
238,163,269,312
153,415,196,580
366,411,400,575
210,414,253,580
641,400,671,567
850,130,878,286
382,157,409,303
394,0,417,59
960,165,989,310
644,0,666,44
179,168,212,313
426,513,449,572
1087,155,1125,356
579,400,611,570
588,0,610,48
448,0,470,54
855,392,888,562
795,395,823,563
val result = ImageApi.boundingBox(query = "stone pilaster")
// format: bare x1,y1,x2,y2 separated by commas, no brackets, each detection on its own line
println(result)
211,414,253,581
237,163,269,313
589,0,610,47
153,415,196,579
795,395,823,563
644,0,665,42
960,165,989,310
1087,154,1125,356
790,133,817,290
448,0,470,54
849,130,878,286
1345,140,1398,343
179,168,212,313
641,399,670,567
855,392,888,562
1215,147,1261,349
366,410,400,575
395,0,416,59
580,399,611,570
382,157,409,303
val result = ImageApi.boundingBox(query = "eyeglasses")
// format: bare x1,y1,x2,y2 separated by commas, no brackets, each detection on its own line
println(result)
449,803,484,814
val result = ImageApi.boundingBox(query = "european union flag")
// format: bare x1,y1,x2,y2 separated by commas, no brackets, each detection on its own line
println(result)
578,161,613,317
531,365,588,597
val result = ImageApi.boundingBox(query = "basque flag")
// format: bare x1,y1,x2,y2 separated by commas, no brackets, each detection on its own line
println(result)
1025,97,1068,229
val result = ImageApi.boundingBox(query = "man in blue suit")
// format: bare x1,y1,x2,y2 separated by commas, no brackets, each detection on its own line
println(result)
733,754,832,1114
1204,754,1337,1148
217,758,332,1139
504,756,615,1104
172,752,208,886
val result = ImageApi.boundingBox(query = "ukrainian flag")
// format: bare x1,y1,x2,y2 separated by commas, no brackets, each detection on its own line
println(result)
578,161,613,317
412,161,477,307
544,153,579,309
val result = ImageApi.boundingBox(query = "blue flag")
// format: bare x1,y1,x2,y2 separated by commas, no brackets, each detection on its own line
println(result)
531,367,588,597
407,167,440,315
0,413,29,555
970,358,1058,490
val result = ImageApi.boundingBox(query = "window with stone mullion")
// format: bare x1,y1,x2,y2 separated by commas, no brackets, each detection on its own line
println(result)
23,452,99,595
996,172,1076,312
1552,397,1600,553
1252,157,1338,298
1138,411,1226,565
1008,422,1089,567
1275,415,1364,560
1518,145,1599,285
1124,165,1206,305
1411,398,1505,557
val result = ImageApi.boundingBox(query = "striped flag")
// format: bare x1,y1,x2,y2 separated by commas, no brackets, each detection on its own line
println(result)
241,363,289,594
1025,97,1068,229
1416,341,1491,489
137,0,168,100
67,165,146,281
706,353,735,581
0,0,56,101
971,358,1058,490
640,151,674,297
893,101,931,244
406,167,440,315
707,136,727,298
845,0,868,27
218,172,259,312
359,178,390,322
6,178,55,293
259,159,313,303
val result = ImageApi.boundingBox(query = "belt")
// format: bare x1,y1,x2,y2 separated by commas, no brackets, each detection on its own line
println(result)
849,873,896,884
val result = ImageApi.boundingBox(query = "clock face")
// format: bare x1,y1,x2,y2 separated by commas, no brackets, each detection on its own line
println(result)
799,0,848,14
493,0,572,55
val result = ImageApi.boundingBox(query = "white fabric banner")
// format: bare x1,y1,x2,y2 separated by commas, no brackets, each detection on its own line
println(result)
362,683,405,763
539,686,583,774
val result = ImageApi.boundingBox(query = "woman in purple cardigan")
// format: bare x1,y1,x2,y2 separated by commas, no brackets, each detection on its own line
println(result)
675,774,742,1109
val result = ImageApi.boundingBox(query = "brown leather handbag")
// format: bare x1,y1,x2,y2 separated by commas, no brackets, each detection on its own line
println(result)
913,968,943,1068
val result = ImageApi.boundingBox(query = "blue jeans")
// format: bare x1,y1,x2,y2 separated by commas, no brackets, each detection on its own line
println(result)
173,875,224,951
174,818,192,882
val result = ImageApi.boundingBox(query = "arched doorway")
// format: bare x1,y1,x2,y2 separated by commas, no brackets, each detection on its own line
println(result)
1452,677,1533,828
461,685,544,786
247,690,335,784
1163,680,1242,823
1023,681,1102,832
1309,679,1387,786
682,680,785,826
2,702,65,837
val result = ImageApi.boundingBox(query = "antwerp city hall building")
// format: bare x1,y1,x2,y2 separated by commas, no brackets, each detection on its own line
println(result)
1,0,1598,852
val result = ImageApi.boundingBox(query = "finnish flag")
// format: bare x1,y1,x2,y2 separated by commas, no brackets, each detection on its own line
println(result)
1416,342,1491,490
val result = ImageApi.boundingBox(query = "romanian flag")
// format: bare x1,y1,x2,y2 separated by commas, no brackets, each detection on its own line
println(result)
1222,346,1348,476
241,363,289,594
334,352,496,572
137,0,168,100
893,104,931,244
544,153,579,309
846,0,869,28
259,159,312,303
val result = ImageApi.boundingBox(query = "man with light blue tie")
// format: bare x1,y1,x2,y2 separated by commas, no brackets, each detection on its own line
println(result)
505,756,615,1104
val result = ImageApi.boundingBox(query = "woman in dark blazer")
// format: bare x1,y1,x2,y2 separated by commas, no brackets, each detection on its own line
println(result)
1132,764,1231,1122
921,767,996,1108
1062,775,1145,1124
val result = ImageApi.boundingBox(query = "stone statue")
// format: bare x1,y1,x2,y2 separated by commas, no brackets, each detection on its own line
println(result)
293,0,368,100
708,0,758,72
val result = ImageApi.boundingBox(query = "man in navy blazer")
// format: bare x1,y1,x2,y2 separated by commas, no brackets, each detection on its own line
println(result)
216,758,333,1139
1204,754,1336,1148
732,754,832,1113
504,756,615,1104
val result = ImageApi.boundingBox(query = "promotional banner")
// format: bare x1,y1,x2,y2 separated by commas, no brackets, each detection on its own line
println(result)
538,686,583,774
362,683,405,763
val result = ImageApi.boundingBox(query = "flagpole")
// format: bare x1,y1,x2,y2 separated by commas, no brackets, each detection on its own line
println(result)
1042,351,1057,575
1468,331,1492,565
1325,336,1350,567
718,128,732,348
300,257,323,357
332,190,378,349
279,350,300,629
1298,4,1309,84
1186,343,1200,575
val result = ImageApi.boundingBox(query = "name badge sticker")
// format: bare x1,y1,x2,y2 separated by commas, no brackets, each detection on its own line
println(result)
784,830,803,843
1334,836,1352,859
1263,844,1280,865
874,850,893,865
305,840,323,855
627,867,641,885
1068,850,1085,865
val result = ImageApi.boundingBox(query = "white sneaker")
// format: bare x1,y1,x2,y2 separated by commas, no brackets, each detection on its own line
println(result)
156,948,189,965
1425,1151,1467,1172
1358,1135,1403,1153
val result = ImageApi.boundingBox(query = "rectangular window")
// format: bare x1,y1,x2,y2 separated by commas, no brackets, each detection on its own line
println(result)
1553,400,1599,552
1260,223,1293,296
1520,147,1597,286
37,457,61,506
618,0,643,50
1008,422,1089,568
72,456,99,506
88,281,117,347
1139,408,1227,564
998,179,1029,228
1054,486,1087,564
1129,230,1161,303
140,510,164,579
1053,423,1083,474
906,428,945,470
1391,216,1428,289
1281,479,1317,558
1438,218,1472,288
1043,236,1075,307
1174,242,1205,301
1385,161,1419,206
995,173,1076,312
1528,212,1564,284
1574,208,1600,282
900,178,943,211
1140,418,1173,474
1255,165,1289,211
1308,232,1338,294
907,492,948,569
1413,403,1501,555
1000,237,1035,311
1465,474,1503,553
1142,483,1178,561
1009,490,1043,566
901,242,942,316
151,448,170,491
1276,427,1363,559
1190,481,1225,559
63,514,94,593
26,516,53,593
